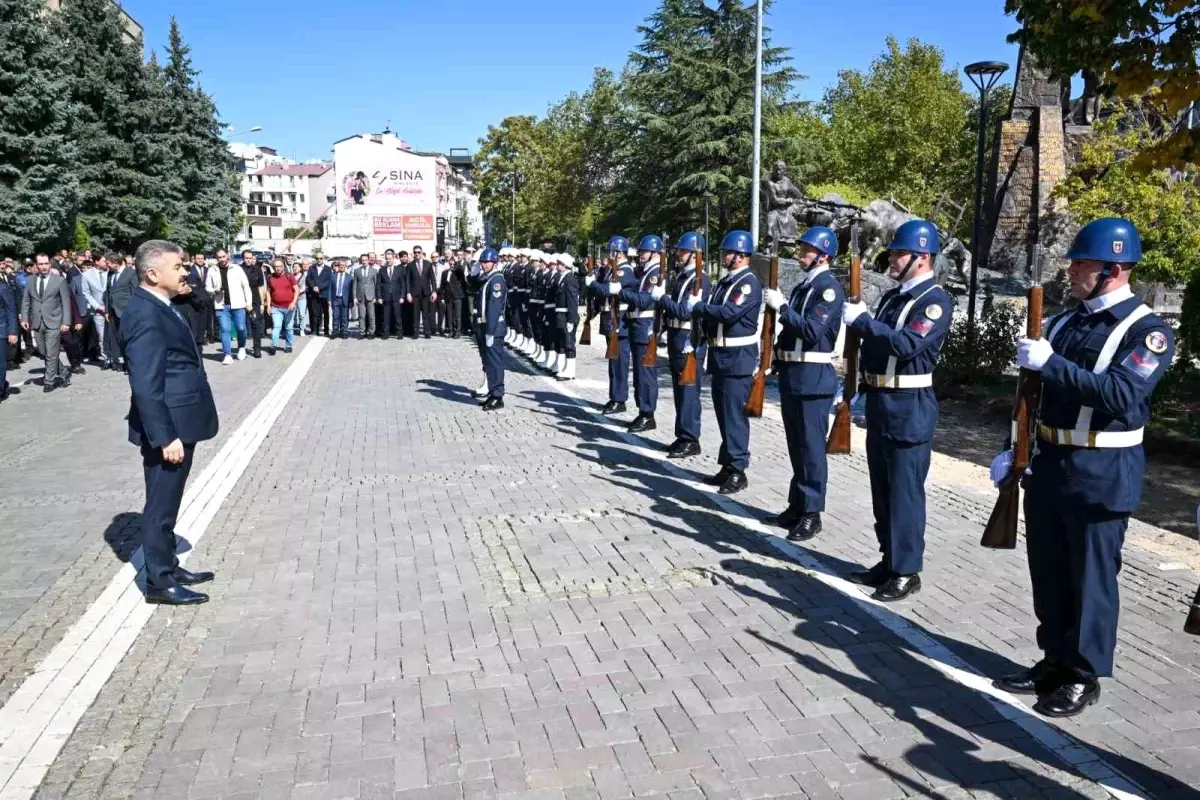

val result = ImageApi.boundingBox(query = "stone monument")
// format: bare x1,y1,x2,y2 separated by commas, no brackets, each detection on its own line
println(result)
762,160,803,256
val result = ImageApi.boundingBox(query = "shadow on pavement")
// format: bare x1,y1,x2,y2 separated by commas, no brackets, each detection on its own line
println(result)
103,512,142,563
416,378,481,407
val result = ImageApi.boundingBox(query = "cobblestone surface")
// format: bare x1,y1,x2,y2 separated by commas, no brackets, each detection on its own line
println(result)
6,331,1199,799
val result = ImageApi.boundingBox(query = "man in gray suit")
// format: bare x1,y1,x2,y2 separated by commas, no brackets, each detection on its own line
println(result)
81,257,110,364
104,254,137,371
20,254,74,392
353,253,379,338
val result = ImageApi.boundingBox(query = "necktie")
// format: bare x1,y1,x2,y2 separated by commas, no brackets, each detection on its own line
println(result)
338,274,344,294
38,276,45,295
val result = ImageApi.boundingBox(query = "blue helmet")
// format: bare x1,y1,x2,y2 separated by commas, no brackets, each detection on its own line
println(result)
676,231,705,253
799,226,838,258
1066,217,1142,263
479,248,498,263
607,235,629,254
637,234,664,253
887,220,940,255
719,229,754,255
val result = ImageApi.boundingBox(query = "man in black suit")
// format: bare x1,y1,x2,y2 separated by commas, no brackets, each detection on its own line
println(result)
177,252,212,349
439,257,466,338
375,249,406,340
307,251,332,336
120,240,219,606
105,254,137,371
406,245,437,339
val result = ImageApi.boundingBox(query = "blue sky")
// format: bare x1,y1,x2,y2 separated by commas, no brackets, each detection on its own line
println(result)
122,0,1022,162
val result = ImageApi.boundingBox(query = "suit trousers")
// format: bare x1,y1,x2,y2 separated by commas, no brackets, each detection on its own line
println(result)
34,326,64,384
331,302,349,335
140,442,196,590
249,305,264,351
630,341,659,415
379,299,403,338
309,294,330,335
412,296,433,337
607,336,630,403
358,300,375,335
91,312,108,361
0,337,8,389
104,315,123,366
186,303,208,345
446,299,462,335
61,326,83,368
865,428,931,576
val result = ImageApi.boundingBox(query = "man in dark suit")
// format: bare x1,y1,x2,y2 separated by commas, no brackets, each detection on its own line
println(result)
178,252,212,348
20,254,74,391
307,252,332,336
406,246,437,339
120,240,219,606
440,258,466,338
0,276,16,400
375,249,406,340
329,260,354,338
105,255,137,371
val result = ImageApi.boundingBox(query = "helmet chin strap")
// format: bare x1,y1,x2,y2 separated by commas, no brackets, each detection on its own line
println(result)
893,253,918,285
1086,263,1116,302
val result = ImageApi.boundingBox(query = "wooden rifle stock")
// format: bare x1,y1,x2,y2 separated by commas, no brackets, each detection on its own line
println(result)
642,253,664,367
605,257,621,360
980,283,1044,549
579,256,594,346
678,250,703,386
744,252,778,418
827,225,862,454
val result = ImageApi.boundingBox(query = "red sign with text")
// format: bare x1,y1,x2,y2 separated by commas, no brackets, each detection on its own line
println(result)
373,214,435,239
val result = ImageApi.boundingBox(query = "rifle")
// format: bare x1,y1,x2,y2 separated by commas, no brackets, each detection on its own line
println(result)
642,250,667,367
827,224,862,454
744,249,778,418
678,250,703,386
980,246,1045,549
579,255,594,346
605,255,621,360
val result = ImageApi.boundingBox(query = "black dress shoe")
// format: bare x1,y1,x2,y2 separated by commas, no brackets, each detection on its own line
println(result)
43,382,55,393
627,415,657,433
872,574,922,602
70,365,86,375
99,362,110,371
1034,679,1100,718
59,376,71,388
668,440,701,459
285,346,293,353
848,561,892,588
718,470,748,495
993,659,1066,695
173,567,214,586
601,401,627,416
251,349,262,358
269,346,277,356
768,505,805,529
144,585,209,606
786,513,822,542
482,396,505,411
704,466,734,486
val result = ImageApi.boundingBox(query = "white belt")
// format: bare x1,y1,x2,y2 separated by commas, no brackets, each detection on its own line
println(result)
626,310,655,319
711,334,758,348
862,372,933,389
775,350,834,364
529,299,543,305
666,319,690,329
554,307,568,313
1037,425,1144,449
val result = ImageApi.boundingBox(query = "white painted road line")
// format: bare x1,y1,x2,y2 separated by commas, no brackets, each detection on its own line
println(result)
0,338,327,800
516,351,1149,800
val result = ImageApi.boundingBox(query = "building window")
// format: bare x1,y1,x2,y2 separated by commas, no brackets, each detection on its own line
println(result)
258,205,268,215
299,194,305,203
270,193,281,203
269,207,278,217
246,204,255,215
301,213,307,222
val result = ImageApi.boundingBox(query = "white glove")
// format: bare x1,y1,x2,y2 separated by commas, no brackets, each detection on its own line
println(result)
1017,337,1053,371
989,450,1013,486
568,323,576,333
585,275,595,287
485,335,494,348
843,301,868,324
607,282,621,296
686,295,701,309
650,285,666,301
764,288,785,311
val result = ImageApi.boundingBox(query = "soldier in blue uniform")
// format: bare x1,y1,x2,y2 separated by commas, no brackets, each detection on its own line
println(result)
474,248,507,411
590,236,637,415
501,248,519,348
615,235,664,432
843,220,953,602
763,226,845,541
655,232,712,458
671,230,762,495
991,218,1174,718
553,254,579,380
0,275,16,401
541,254,562,371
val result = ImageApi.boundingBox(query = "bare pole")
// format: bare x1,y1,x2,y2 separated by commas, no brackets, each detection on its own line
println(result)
749,0,764,249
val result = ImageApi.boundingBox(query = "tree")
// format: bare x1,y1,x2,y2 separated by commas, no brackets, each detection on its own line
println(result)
1007,0,1200,171
161,18,240,251
0,0,80,254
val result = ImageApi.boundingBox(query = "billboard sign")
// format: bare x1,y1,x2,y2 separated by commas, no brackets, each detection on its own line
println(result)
334,136,436,216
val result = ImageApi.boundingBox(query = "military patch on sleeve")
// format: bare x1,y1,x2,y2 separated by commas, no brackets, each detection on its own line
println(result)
492,284,502,297
1122,346,1160,379
908,318,934,337
822,288,836,302
925,304,943,321
649,275,658,285
1145,330,1169,354
814,307,829,323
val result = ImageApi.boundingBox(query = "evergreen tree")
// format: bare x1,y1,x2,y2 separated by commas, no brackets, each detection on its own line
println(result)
55,0,163,252
162,18,239,251
0,0,79,254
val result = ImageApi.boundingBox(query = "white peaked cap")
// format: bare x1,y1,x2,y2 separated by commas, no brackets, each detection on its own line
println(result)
557,253,575,267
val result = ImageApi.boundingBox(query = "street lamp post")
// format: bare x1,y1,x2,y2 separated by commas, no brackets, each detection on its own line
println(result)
702,192,714,265
749,0,764,250
224,125,263,137
511,172,517,246
963,60,1009,363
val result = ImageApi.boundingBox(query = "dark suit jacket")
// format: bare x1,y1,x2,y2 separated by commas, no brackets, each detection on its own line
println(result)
67,265,87,318
0,280,16,337
329,271,354,306
106,266,137,318
307,264,332,297
440,265,466,301
376,264,407,301
120,287,219,449
177,265,211,314
406,259,437,297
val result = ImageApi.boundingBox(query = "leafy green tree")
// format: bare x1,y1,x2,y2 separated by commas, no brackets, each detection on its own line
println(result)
0,0,80,254
1007,0,1200,171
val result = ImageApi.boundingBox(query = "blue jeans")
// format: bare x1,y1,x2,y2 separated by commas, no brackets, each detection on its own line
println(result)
270,308,295,348
216,306,248,356
294,294,308,332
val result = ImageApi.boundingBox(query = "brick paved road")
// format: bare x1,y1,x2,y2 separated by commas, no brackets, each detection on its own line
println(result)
4,332,1200,799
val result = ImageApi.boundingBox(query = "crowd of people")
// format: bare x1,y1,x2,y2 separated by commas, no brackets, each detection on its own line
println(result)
0,246,495,400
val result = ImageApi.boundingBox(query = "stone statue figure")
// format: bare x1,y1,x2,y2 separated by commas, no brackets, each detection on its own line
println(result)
763,160,803,254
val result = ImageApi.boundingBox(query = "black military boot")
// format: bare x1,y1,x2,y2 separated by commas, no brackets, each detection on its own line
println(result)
1034,678,1100,718
768,505,804,529
601,401,627,416
786,513,822,542
482,396,505,411
847,561,891,588
872,574,922,602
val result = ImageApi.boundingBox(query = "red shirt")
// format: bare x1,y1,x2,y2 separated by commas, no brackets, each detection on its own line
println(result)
267,273,297,306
